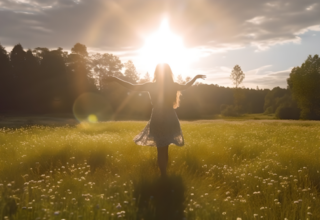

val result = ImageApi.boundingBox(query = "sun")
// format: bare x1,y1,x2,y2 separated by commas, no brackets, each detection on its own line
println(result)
139,19,196,76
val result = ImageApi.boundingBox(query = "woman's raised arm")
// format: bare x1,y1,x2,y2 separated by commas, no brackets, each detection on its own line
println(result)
102,76,152,91
175,75,206,91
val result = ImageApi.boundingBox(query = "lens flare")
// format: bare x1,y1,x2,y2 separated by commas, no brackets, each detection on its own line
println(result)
73,92,112,123
88,114,98,123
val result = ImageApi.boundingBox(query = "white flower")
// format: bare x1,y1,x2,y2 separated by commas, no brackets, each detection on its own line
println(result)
116,203,121,209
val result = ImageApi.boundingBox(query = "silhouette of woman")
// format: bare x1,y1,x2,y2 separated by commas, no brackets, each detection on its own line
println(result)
103,63,206,176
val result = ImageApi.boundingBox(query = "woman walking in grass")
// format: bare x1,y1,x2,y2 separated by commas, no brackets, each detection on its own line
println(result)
103,63,206,176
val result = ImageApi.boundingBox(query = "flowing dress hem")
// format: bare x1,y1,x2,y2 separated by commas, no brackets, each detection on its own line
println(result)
133,139,184,148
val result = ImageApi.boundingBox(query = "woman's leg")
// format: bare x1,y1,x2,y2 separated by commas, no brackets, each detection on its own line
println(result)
157,146,169,177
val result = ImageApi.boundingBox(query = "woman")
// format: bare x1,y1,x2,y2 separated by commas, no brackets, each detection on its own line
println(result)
103,63,206,176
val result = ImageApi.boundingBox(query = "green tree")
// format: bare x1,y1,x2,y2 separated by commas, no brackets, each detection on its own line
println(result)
185,76,192,83
263,87,287,113
0,44,12,111
230,65,245,88
68,43,96,100
139,72,151,83
229,65,246,115
176,74,185,84
124,60,139,83
287,54,320,119
0,44,11,75
10,44,27,78
91,53,123,90
71,43,88,57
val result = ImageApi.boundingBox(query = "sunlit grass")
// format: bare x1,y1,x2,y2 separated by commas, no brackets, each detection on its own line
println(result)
0,121,320,219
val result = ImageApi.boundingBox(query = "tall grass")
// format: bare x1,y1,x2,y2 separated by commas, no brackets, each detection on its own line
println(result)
0,120,320,219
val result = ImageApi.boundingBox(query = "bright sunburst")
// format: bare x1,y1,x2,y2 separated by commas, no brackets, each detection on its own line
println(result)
139,19,197,75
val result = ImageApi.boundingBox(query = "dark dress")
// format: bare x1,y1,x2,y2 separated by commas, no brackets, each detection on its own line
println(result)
133,83,184,147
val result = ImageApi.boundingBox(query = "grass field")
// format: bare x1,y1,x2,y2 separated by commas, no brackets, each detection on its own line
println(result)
0,120,320,219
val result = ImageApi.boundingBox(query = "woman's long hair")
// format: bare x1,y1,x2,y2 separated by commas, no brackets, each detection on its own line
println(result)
153,63,181,109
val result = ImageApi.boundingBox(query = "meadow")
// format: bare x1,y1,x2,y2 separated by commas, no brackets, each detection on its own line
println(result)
0,120,320,219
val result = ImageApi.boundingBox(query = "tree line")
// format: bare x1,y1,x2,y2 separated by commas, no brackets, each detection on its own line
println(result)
0,43,319,120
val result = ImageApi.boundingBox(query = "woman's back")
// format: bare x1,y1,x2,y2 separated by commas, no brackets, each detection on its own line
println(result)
148,82,178,109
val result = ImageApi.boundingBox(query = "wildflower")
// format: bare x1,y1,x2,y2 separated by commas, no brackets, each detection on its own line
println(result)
54,211,60,215
307,212,312,215
222,212,226,215
116,203,121,209
237,218,242,220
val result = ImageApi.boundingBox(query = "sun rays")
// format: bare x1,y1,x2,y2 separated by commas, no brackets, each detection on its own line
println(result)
139,19,198,76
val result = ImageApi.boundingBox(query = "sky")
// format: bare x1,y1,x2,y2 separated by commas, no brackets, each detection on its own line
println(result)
1,0,320,89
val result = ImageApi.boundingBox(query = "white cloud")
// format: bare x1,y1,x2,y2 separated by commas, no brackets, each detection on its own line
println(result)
306,3,317,11
220,66,232,72
295,25,320,35
247,16,266,25
1,0,320,53
244,68,292,89
197,65,291,89
246,65,272,76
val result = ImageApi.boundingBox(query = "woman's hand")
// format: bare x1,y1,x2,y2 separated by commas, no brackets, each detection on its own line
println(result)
195,75,206,80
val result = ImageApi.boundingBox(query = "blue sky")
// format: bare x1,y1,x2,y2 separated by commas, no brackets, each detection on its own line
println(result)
188,30,320,88
1,0,319,89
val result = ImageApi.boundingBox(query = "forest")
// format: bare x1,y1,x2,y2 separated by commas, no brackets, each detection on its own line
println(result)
0,43,319,120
